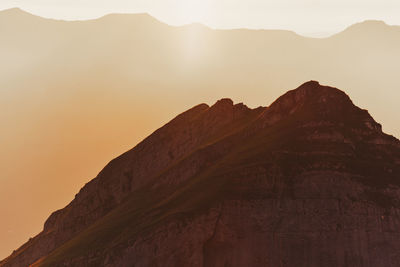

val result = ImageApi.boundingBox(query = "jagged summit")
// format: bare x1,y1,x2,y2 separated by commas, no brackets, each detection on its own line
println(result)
208,98,246,113
259,81,382,134
275,80,350,103
213,98,234,106
274,80,356,113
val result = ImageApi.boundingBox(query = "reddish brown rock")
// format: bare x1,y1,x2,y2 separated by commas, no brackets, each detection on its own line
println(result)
1,81,400,267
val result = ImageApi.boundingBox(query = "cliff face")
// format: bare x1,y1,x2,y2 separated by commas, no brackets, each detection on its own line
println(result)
2,81,400,267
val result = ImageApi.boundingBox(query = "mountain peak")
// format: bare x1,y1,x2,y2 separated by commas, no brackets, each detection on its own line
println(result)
346,20,389,31
97,12,164,26
299,80,320,87
268,80,351,111
260,81,382,133
335,19,399,38
0,7,30,17
0,7,24,13
356,20,387,26
290,80,350,101
0,7,44,24
211,98,234,108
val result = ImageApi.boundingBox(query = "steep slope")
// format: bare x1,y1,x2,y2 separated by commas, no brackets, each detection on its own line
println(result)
2,81,400,267
0,98,263,267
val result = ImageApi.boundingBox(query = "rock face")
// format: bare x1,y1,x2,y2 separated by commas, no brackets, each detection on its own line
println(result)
1,81,400,267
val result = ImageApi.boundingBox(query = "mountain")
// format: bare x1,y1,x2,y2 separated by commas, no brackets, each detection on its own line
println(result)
1,81,400,266
1,8,400,259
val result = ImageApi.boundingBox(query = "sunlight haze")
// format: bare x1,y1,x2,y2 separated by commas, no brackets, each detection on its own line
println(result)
1,0,400,36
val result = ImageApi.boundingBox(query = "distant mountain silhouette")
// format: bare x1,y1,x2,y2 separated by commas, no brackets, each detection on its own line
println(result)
1,81,400,267
340,20,393,34
1,8,400,259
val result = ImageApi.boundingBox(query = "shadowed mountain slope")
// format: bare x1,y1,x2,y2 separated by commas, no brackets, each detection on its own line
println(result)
2,81,400,267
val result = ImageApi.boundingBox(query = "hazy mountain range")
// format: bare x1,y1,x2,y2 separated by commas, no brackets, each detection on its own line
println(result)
1,81,400,266
1,7,400,259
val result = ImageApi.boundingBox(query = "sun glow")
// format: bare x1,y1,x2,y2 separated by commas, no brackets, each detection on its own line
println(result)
180,25,209,66
172,0,218,66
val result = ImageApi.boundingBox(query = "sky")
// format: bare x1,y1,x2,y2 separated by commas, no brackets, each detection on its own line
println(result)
1,0,400,36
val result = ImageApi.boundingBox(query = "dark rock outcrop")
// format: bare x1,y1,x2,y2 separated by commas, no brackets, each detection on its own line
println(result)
1,81,400,267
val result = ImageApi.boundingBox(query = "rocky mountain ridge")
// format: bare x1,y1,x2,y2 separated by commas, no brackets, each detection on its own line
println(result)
1,81,400,267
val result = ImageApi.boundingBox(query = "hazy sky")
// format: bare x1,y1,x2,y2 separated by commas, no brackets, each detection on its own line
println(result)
1,0,400,36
